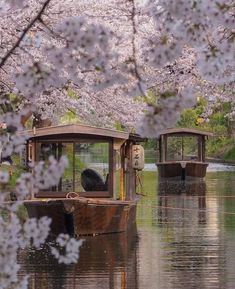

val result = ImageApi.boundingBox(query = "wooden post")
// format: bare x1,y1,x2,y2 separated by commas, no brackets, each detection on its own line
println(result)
35,140,40,162
125,141,134,200
197,136,202,161
159,138,162,162
202,136,206,162
181,136,184,161
58,142,63,191
120,145,125,200
162,135,167,162
120,167,124,200
109,140,114,198
73,142,75,192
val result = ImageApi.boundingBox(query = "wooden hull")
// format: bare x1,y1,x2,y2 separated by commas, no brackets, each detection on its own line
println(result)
24,197,138,236
157,162,209,180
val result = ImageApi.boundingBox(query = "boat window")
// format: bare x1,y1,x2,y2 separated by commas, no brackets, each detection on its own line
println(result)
166,136,199,161
37,141,110,195
74,142,109,192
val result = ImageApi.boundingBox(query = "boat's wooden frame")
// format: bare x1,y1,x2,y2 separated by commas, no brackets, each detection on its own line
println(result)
23,124,144,236
156,128,212,180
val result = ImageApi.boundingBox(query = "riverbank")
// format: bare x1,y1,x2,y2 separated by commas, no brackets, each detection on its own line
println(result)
206,157,235,166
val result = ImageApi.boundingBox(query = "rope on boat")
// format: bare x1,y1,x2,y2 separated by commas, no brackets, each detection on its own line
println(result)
66,192,79,199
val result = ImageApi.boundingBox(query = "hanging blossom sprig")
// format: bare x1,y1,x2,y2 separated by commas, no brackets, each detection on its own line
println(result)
0,154,83,288
14,155,68,201
14,62,65,98
51,234,83,265
145,0,235,84
0,111,29,159
138,86,197,137
0,211,82,289
0,214,28,289
0,213,51,289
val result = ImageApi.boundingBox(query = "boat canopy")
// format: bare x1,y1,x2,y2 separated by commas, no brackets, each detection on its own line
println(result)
157,127,212,164
158,128,213,138
26,124,130,140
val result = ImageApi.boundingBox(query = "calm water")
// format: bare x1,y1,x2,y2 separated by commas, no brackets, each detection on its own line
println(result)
19,164,235,289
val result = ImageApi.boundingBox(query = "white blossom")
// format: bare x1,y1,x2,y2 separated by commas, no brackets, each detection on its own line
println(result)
50,234,83,264
15,155,68,200
23,217,51,248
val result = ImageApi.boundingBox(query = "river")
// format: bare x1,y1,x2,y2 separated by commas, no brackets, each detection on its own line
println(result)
19,163,235,289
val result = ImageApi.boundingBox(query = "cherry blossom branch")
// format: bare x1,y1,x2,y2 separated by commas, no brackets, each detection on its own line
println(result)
0,0,52,69
129,0,145,96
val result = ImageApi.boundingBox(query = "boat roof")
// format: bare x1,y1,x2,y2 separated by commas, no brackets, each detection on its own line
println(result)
158,128,213,137
26,124,130,140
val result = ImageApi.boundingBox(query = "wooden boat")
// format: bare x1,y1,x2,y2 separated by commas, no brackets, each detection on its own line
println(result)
156,128,212,180
23,124,145,236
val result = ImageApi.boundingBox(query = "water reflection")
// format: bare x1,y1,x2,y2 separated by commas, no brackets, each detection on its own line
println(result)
18,170,235,289
19,226,138,289
158,180,207,225
157,180,223,289
138,178,228,289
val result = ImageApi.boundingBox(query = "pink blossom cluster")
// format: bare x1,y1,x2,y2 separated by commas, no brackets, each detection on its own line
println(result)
15,155,68,200
51,234,83,265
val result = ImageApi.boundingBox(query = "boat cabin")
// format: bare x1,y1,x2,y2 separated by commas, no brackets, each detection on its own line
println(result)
26,124,144,200
157,128,212,180
24,124,145,236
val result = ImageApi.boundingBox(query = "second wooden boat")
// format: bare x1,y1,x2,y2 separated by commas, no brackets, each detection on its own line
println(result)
156,128,212,180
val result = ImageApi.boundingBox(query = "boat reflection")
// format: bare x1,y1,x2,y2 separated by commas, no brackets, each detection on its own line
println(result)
19,225,139,289
154,180,226,289
158,180,207,225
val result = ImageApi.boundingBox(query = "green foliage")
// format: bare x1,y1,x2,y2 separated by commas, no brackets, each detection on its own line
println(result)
177,108,199,128
206,135,233,157
60,111,78,124
114,121,125,131
177,97,235,160
16,205,28,222
0,154,25,189
143,138,157,149
177,97,207,128
67,88,78,99
60,88,81,124
224,146,235,161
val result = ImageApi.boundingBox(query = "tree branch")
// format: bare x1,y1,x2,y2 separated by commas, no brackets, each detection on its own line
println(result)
0,0,51,69
130,0,145,96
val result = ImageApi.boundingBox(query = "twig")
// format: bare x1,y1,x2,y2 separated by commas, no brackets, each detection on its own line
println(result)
0,0,52,69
